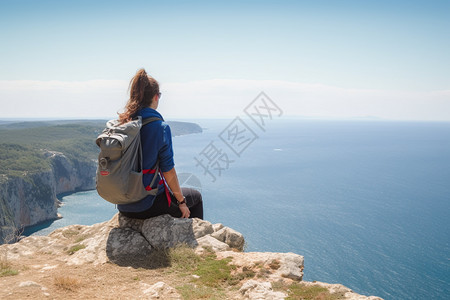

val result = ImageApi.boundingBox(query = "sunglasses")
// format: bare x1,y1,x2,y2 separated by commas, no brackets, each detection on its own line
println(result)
158,92,162,99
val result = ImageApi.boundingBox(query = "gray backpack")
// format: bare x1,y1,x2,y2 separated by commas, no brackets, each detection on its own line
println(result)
95,116,161,205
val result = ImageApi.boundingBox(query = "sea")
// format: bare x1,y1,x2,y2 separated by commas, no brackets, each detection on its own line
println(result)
24,118,450,300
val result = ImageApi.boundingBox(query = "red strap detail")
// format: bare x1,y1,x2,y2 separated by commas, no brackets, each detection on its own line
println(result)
165,184,171,207
159,179,164,185
145,186,152,191
159,171,171,207
143,169,157,174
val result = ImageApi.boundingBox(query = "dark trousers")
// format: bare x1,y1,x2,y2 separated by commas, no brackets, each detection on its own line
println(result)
119,187,203,220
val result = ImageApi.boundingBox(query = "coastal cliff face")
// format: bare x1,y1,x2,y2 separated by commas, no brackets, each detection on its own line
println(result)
46,150,96,195
0,151,95,243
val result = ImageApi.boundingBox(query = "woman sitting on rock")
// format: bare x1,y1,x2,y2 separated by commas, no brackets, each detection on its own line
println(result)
117,68,203,220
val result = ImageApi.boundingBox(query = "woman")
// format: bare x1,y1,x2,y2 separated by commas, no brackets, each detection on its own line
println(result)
117,68,203,219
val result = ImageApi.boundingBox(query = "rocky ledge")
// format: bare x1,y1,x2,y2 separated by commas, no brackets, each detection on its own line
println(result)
0,214,382,299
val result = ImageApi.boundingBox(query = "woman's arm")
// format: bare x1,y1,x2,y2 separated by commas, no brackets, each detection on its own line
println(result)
162,167,190,218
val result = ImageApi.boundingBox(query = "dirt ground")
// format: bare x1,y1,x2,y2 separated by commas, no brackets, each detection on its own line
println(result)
0,252,197,299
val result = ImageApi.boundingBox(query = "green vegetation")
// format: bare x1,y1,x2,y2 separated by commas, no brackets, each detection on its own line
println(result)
165,245,343,300
0,267,18,277
166,246,235,299
62,229,81,239
167,244,201,272
0,260,18,277
67,244,86,255
272,281,344,300
0,254,18,277
177,284,227,300
193,255,234,287
0,121,105,177
166,246,248,299
0,119,200,178
74,235,89,243
0,144,51,175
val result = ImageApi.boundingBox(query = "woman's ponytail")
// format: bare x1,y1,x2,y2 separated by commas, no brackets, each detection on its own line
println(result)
119,68,160,123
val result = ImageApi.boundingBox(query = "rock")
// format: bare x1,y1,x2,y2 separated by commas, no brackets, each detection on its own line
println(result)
140,215,198,248
239,280,287,300
118,213,145,232
40,264,58,272
59,221,112,266
196,235,230,253
192,219,214,238
0,213,382,299
217,251,304,281
105,228,153,268
300,282,384,300
140,281,181,299
211,226,245,250
18,281,41,288
1,214,243,267
212,223,224,232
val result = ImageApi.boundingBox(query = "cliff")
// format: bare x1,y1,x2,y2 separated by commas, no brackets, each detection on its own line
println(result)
0,214,382,299
0,151,96,243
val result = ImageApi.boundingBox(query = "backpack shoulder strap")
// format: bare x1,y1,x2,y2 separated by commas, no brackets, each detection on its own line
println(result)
142,117,162,126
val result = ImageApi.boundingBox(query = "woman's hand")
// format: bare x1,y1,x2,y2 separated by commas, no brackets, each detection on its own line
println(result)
179,203,190,218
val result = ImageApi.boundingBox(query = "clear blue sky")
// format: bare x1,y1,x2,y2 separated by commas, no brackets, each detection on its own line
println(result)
0,0,449,119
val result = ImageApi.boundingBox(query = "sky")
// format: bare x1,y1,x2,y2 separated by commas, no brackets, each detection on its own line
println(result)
0,0,449,120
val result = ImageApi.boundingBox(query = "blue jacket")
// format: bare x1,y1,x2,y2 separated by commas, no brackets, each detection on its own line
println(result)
117,108,174,212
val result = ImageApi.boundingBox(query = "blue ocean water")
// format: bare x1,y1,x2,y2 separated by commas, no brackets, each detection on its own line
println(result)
26,119,450,300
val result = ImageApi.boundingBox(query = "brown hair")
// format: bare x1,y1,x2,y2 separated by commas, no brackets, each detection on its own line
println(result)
118,69,160,124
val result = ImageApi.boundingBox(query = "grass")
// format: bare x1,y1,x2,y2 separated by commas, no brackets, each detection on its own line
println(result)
74,235,89,243
67,244,86,255
0,255,18,277
167,245,255,290
168,244,201,272
53,275,81,291
62,229,80,239
272,281,344,300
194,255,234,287
0,262,19,277
165,245,345,299
166,246,237,297
0,229,20,277
0,268,18,277
231,266,256,283
177,284,227,300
